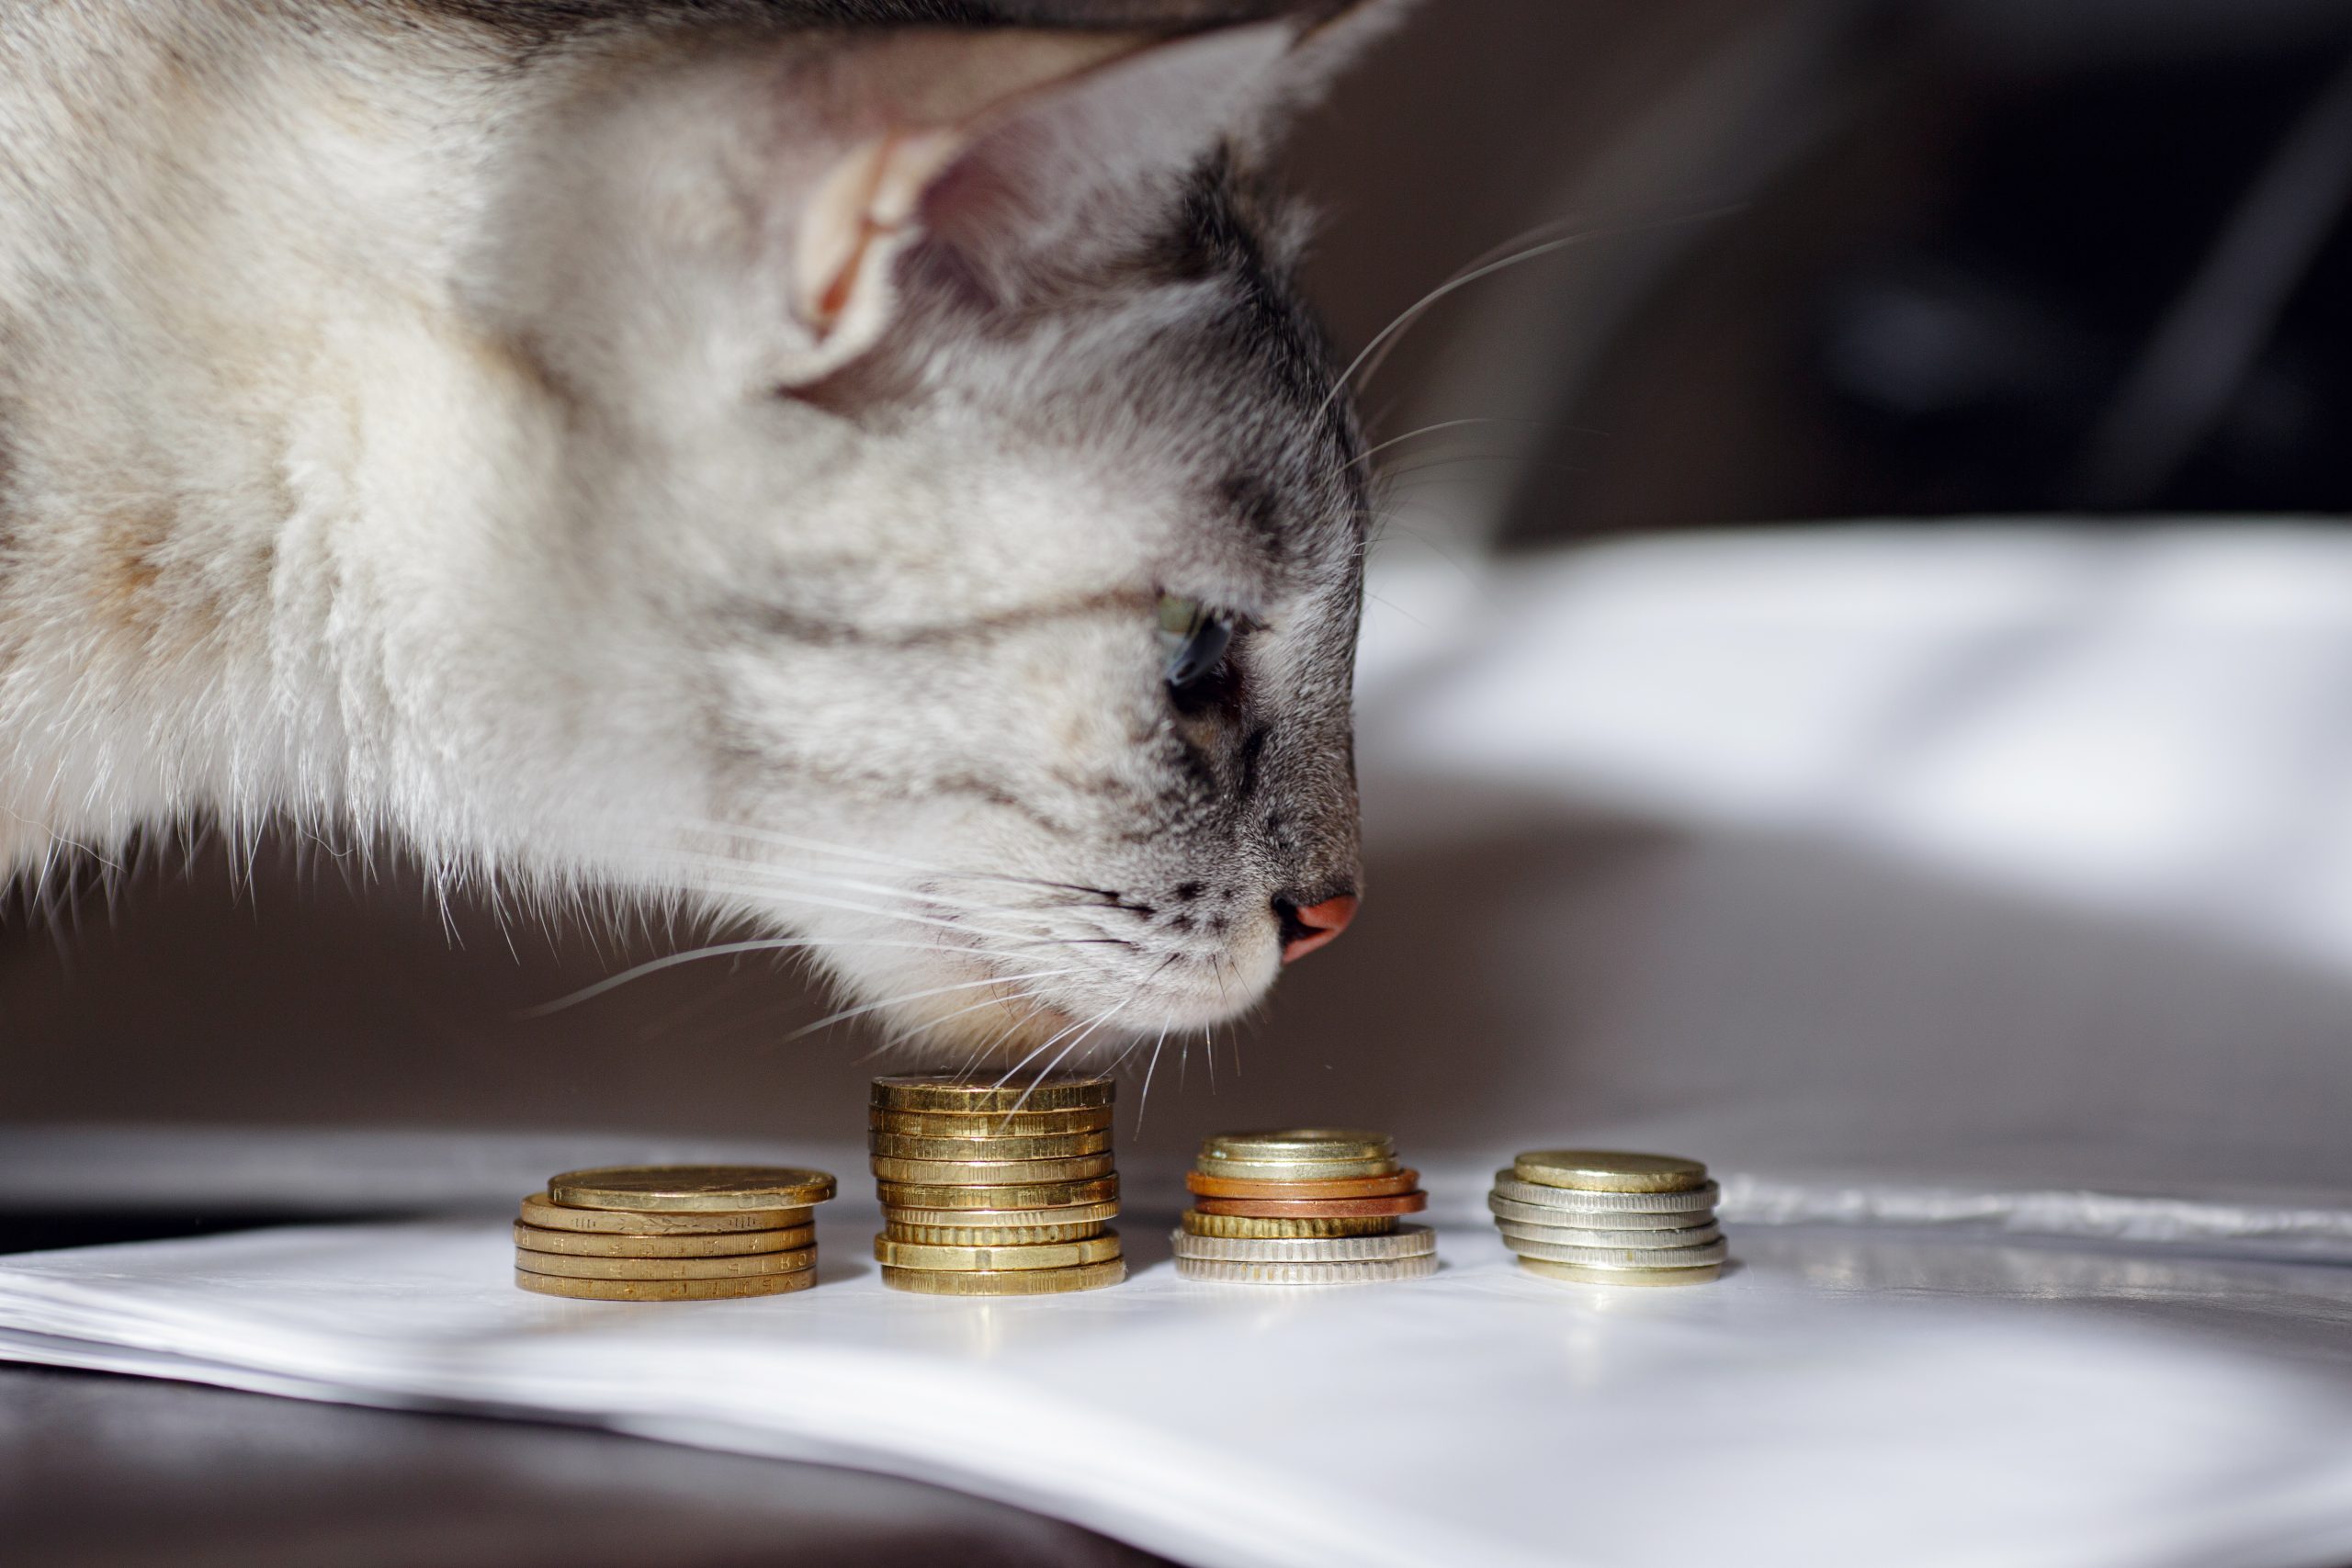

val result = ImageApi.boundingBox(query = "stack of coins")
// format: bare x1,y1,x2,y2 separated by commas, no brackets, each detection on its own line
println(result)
1172,1128,1437,1285
1488,1149,1726,1285
869,1073,1125,1296
514,1165,838,1301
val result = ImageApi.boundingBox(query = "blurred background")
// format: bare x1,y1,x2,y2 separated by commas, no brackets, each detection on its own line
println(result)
11,0,2352,1203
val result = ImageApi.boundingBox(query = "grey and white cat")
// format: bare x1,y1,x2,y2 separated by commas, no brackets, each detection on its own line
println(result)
0,1,1396,1059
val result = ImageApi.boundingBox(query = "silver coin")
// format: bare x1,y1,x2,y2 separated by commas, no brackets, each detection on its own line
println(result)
1495,1219,1722,1250
1173,1252,1441,1287
1504,1235,1728,1268
1169,1224,1437,1265
1486,1191,1717,1227
1489,1173,1720,1213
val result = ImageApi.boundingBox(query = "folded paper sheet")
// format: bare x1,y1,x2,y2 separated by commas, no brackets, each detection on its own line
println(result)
6,1213,2352,1568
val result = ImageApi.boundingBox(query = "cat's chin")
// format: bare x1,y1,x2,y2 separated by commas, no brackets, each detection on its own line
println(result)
878,971,1265,1062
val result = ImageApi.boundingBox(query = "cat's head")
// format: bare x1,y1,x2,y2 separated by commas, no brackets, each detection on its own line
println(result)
473,9,1398,1055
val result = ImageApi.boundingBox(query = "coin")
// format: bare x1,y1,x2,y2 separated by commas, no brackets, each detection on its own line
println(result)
1485,1190,1719,1225
876,1175,1118,1210
515,1269,816,1301
1488,1173,1721,1213
1180,1211,1399,1240
1184,1168,1420,1201
1511,1150,1708,1193
1502,1235,1728,1268
868,1152,1115,1185
1495,1220,1723,1250
1190,1190,1426,1219
872,1231,1123,1272
880,1258,1126,1295
870,1073,1113,1114
547,1166,837,1213
1172,1254,1440,1286
886,1199,1121,1230
1191,1155,1401,1182
513,1222,815,1258
868,1106,1114,1139
1170,1224,1436,1264
1517,1257,1723,1287
868,1129,1113,1162
518,1193,812,1235
885,1219,1108,1247
514,1247,818,1280
1201,1129,1395,1163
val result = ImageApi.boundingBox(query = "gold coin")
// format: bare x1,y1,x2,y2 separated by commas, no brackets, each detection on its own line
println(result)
1191,1155,1400,1182
1201,1128,1395,1163
876,1175,1119,1210
872,1231,1122,1272
1517,1256,1722,1287
871,1073,1114,1114
870,1152,1114,1185
514,1269,816,1302
1511,1150,1709,1194
879,1258,1126,1295
869,1106,1114,1139
514,1247,817,1280
1180,1211,1399,1240
518,1193,811,1235
886,1200,1122,1231
513,1221,814,1258
886,1219,1107,1247
546,1165,837,1213
866,1129,1112,1162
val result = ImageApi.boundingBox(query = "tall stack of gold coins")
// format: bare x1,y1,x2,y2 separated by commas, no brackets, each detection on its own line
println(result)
1172,1128,1437,1285
869,1073,1125,1295
514,1164,838,1301
1488,1150,1726,1285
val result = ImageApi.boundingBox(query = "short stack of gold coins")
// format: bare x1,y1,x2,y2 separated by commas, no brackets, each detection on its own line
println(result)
1172,1128,1438,1285
869,1072,1126,1296
513,1164,838,1302
1488,1149,1726,1285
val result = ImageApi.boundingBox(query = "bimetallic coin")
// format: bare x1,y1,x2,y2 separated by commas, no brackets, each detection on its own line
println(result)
514,1247,818,1280
886,1219,1108,1247
880,1258,1126,1295
1518,1256,1723,1287
868,1106,1114,1139
1173,1253,1440,1286
1191,1190,1426,1219
1191,1155,1400,1182
519,1194,812,1235
872,1231,1123,1271
1486,1191,1718,1227
513,1221,814,1258
1170,1224,1436,1264
1489,1173,1721,1213
515,1269,815,1302
870,1073,1113,1114
876,1175,1118,1211
869,1152,1115,1185
1512,1149,1708,1193
868,1129,1112,1162
547,1166,837,1213
1504,1235,1728,1269
886,1200,1121,1231
1495,1219,1722,1251
1181,1211,1399,1240
1185,1168,1419,1201
1200,1129,1395,1163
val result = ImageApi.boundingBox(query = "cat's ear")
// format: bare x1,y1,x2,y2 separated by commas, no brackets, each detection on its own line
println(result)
778,19,1317,380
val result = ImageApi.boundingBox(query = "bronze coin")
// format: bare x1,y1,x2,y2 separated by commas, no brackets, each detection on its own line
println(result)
1183,1168,1421,1201
1189,1190,1429,1219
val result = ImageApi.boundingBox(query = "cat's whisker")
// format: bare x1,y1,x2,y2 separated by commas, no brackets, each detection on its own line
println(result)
1347,416,1523,472
860,982,1061,1060
1134,1022,1171,1134
519,935,944,1016
783,967,1080,1043
670,819,1119,899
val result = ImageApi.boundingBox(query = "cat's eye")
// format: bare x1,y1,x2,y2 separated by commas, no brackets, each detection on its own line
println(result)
1158,592,1235,692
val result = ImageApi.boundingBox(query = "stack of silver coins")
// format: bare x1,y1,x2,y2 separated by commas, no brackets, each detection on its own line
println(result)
1172,1128,1437,1285
1488,1150,1726,1285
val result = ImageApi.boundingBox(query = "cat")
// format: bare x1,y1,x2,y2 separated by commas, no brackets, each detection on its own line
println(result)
0,1,1399,1062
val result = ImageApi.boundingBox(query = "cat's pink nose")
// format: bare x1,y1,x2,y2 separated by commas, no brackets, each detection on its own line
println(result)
1276,893,1359,964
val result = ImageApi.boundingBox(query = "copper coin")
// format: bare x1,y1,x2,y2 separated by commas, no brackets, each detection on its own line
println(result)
1184,1168,1420,1201
1190,1190,1428,1219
